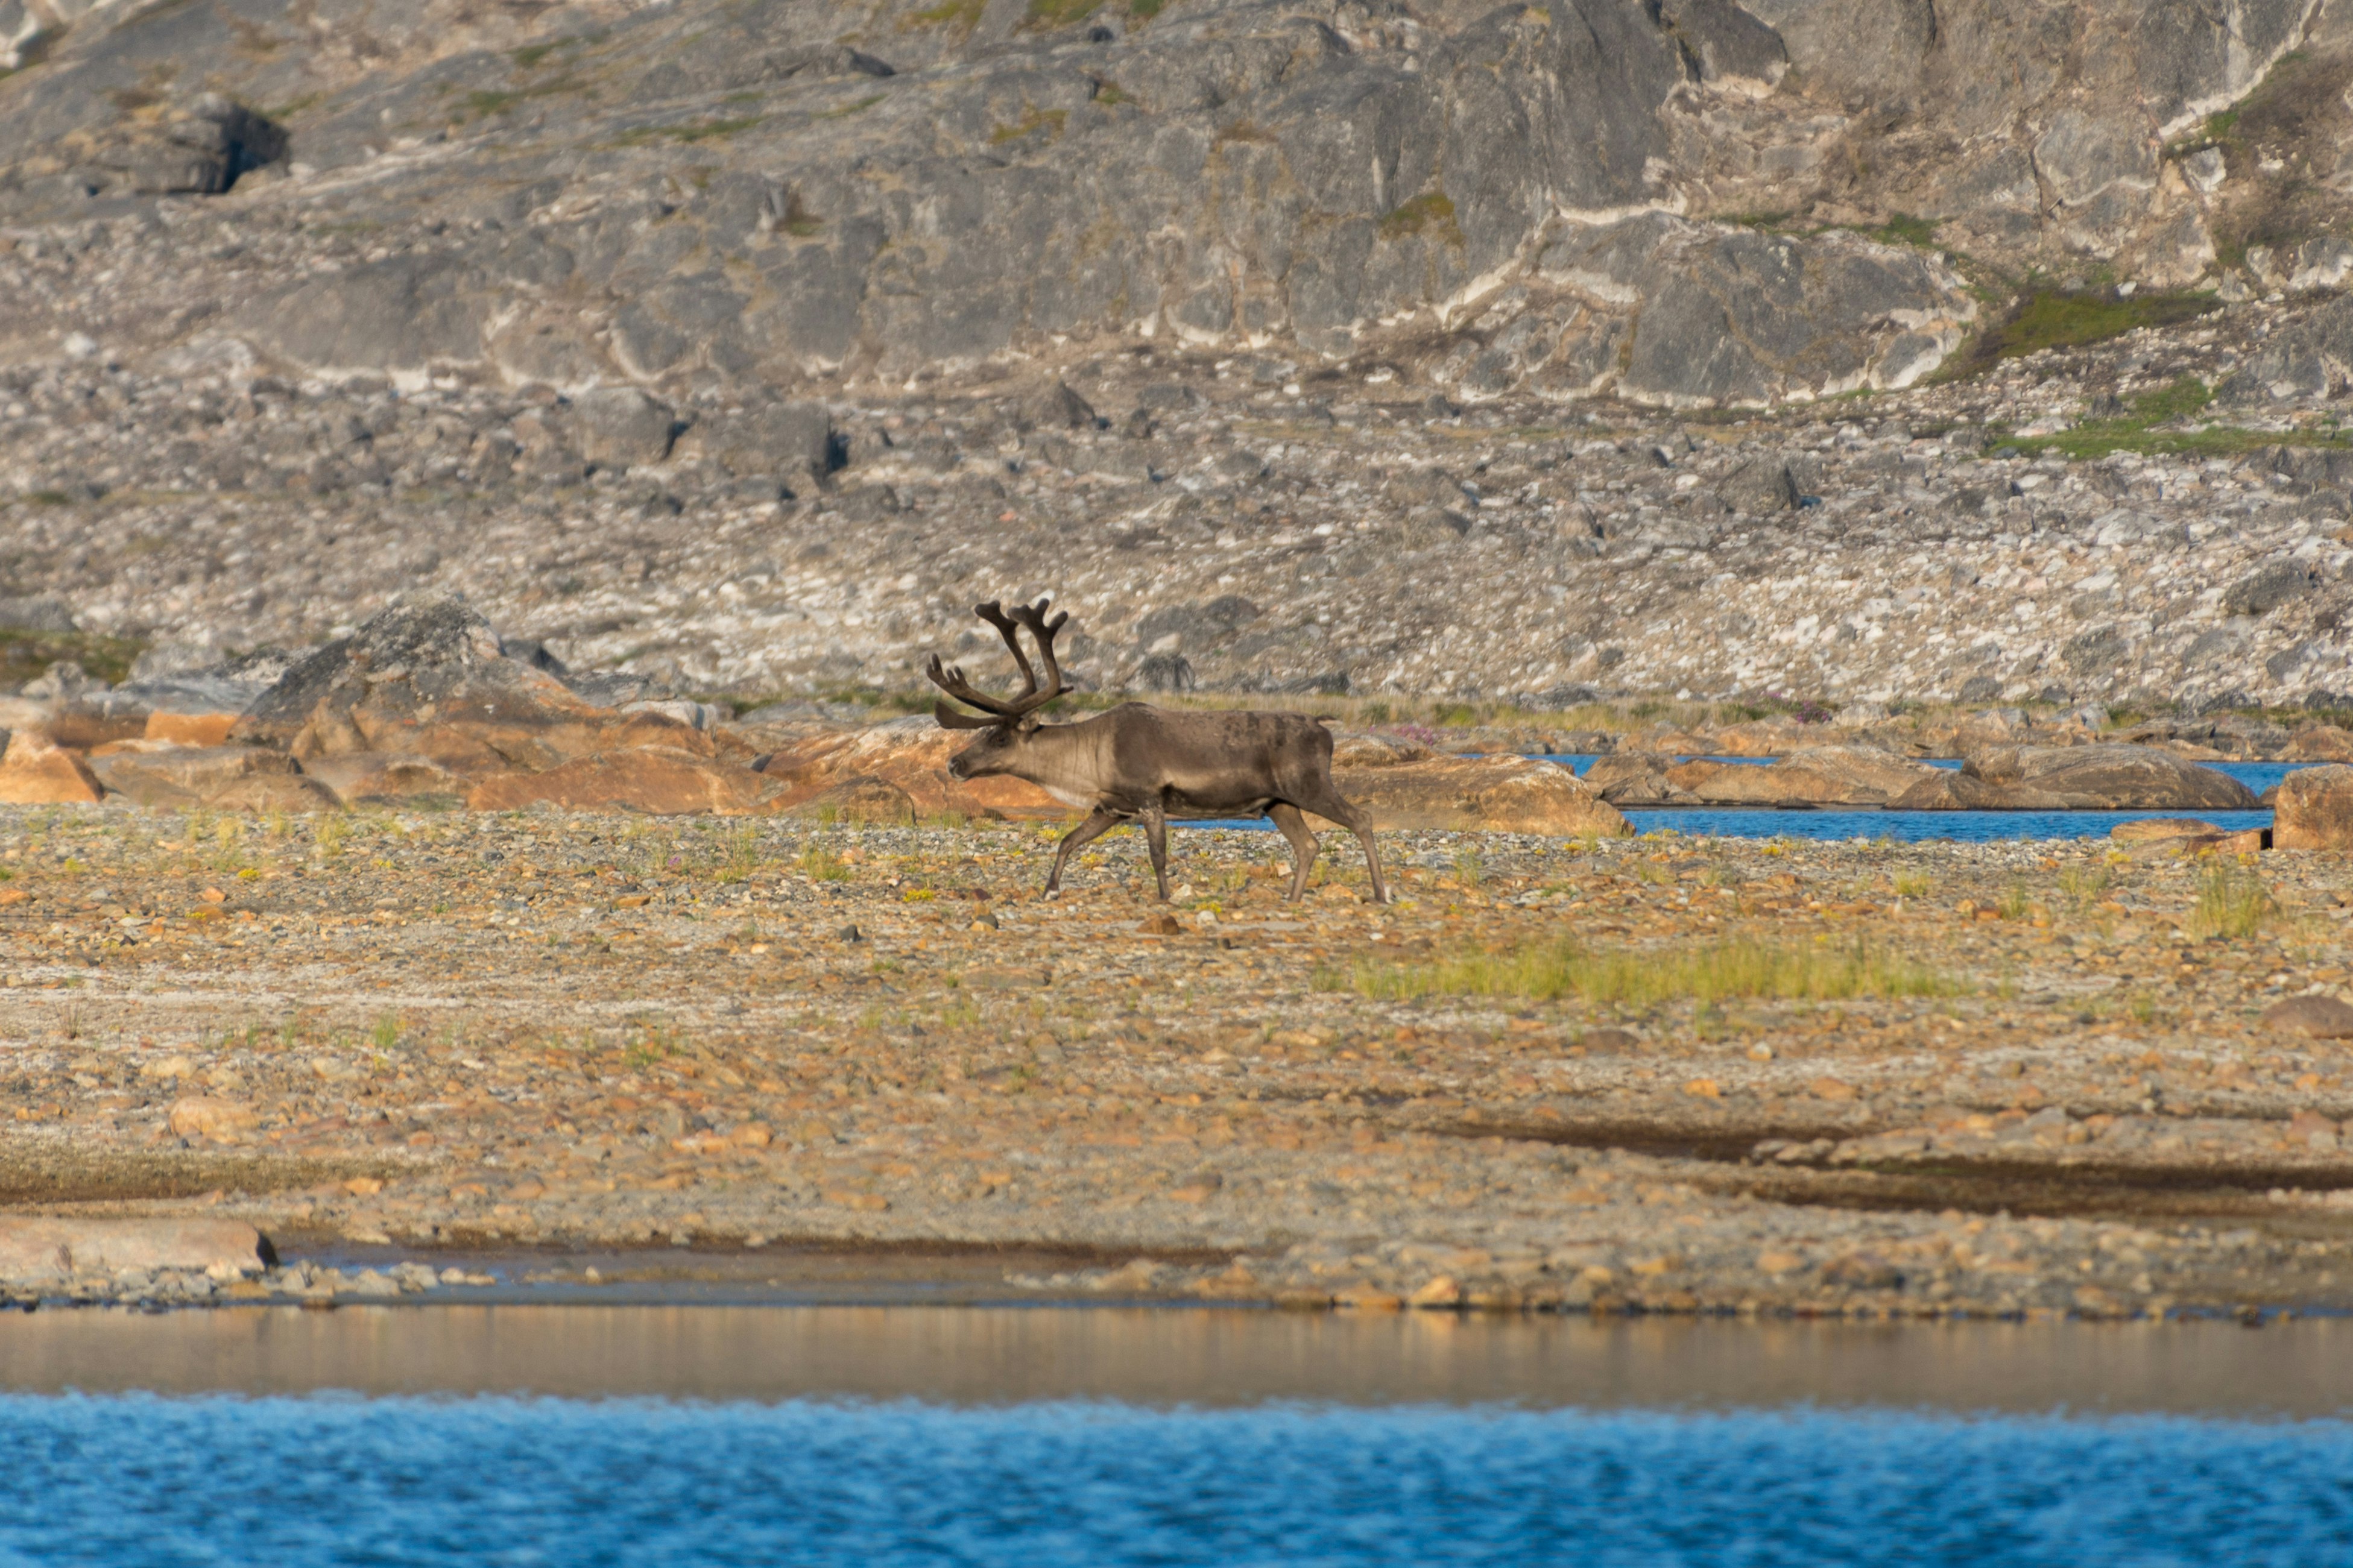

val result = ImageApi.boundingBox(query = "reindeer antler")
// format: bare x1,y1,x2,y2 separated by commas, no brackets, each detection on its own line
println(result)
1008,599,1069,699
925,597,1073,728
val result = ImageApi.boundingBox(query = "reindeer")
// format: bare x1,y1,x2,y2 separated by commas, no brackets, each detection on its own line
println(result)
928,598,1388,904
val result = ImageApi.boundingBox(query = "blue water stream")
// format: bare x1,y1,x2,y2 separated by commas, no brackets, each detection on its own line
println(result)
1173,760,2295,840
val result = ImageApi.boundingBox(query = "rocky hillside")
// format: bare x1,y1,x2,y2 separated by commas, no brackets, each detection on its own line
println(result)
4,0,2353,707
3,0,2343,399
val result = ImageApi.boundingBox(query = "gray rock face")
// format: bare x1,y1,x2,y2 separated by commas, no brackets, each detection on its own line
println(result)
2220,296,2353,403
573,388,676,471
17,0,2214,408
1,0,2338,406
0,593,74,632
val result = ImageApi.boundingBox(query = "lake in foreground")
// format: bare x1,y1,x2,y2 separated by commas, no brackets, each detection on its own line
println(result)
0,1308,2346,1566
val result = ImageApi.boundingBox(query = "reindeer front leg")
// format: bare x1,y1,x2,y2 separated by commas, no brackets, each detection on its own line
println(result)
1045,807,1122,894
1142,799,1171,902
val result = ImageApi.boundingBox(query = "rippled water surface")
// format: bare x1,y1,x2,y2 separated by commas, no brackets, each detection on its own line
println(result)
4,1394,2351,1566
4,1311,2353,1565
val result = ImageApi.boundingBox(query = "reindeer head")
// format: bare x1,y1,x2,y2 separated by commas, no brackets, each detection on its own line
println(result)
925,598,1071,779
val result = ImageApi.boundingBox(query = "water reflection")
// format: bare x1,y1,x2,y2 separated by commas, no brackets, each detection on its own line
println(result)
5,1306,2352,1412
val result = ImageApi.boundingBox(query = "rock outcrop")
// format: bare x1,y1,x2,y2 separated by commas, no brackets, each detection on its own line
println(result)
467,747,785,816
1890,746,2258,810
0,1218,270,1280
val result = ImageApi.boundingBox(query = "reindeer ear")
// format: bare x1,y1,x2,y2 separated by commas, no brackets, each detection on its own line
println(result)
1015,713,1043,734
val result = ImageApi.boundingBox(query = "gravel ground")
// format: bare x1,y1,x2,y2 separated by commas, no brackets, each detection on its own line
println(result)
4,804,2353,1319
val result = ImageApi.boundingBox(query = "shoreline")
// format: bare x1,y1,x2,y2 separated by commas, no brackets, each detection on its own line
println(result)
5,806,2353,1322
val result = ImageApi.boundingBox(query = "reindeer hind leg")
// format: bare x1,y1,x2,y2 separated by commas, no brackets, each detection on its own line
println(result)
1267,803,1320,902
1289,787,1387,904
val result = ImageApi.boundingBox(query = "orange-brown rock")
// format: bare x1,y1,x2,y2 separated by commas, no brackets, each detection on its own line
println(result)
87,741,302,807
1328,754,1631,837
466,746,786,815
0,731,102,804
145,711,240,747
2284,726,2353,763
2275,764,2353,851
300,753,470,807
755,717,1066,819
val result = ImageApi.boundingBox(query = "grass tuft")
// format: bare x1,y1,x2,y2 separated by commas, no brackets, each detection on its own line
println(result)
2190,863,2276,941
1320,936,1964,1006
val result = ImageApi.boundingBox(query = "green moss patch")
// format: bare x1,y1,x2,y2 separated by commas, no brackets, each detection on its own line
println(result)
1959,289,2222,371
1997,375,2350,460
1379,190,1462,246
610,114,763,146
0,629,146,689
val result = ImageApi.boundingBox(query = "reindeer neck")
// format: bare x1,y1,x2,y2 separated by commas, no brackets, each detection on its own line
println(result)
1008,714,1116,796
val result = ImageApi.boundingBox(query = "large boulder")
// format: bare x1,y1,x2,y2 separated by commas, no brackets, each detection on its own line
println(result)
1330,755,1632,837
232,596,609,772
1886,770,2067,810
1584,752,1699,805
2275,764,2353,850
1676,745,1941,806
1895,745,2258,810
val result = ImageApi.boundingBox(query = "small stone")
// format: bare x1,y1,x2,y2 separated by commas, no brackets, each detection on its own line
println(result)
1333,1285,1403,1311
2262,996,2353,1039
167,1097,257,1142
1408,1274,1463,1308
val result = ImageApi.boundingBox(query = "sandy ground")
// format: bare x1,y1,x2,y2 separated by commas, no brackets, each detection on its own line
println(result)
4,802,2353,1318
